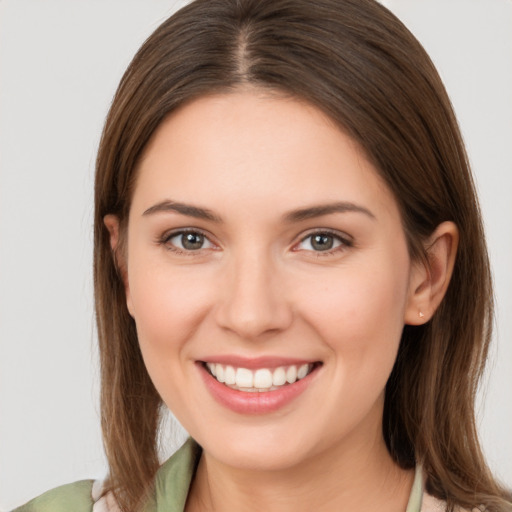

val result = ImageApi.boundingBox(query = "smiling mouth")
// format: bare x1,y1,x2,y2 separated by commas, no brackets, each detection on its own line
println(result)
203,362,320,392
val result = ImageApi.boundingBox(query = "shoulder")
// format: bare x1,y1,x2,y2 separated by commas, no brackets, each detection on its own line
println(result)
11,480,94,512
88,439,201,512
13,439,201,512
422,492,480,512
413,466,477,512
422,493,449,511
13,440,201,512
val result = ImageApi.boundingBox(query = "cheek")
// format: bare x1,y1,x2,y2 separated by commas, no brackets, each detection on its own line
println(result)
126,261,218,416
126,257,214,361
297,258,409,373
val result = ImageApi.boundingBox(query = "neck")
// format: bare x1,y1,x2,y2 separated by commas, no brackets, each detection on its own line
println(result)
185,420,414,512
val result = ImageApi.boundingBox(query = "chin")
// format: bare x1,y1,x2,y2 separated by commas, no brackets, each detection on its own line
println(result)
195,424,320,472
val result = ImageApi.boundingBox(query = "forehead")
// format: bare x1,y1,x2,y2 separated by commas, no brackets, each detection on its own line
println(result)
132,90,399,222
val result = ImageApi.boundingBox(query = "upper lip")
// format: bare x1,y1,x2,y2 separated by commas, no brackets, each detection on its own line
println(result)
198,355,320,370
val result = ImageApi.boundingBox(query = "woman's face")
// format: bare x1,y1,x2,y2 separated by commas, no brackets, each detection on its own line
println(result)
120,91,422,471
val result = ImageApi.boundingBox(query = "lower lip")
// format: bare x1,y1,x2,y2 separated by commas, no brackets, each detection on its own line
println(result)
198,363,319,415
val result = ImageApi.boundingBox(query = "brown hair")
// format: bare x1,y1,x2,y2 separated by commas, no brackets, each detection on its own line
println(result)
94,0,511,510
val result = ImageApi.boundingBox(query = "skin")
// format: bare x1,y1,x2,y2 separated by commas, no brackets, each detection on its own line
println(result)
105,90,458,511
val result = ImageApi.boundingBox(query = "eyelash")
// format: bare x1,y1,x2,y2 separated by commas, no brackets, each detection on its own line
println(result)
158,228,353,256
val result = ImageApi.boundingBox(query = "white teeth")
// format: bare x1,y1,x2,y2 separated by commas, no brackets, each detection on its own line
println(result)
272,367,286,386
224,365,236,385
215,364,225,383
297,364,309,379
254,369,273,389
286,365,297,384
236,367,254,388
206,362,315,391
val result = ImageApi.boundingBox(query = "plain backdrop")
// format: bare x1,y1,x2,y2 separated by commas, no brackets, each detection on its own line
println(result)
0,1,511,509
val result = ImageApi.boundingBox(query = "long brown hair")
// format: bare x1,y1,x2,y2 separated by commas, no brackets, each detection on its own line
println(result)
94,0,511,510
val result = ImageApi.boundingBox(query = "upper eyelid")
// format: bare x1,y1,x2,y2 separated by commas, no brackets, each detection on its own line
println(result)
296,228,353,244
162,227,214,241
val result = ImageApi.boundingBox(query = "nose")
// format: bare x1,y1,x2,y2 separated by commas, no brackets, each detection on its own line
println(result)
214,250,293,340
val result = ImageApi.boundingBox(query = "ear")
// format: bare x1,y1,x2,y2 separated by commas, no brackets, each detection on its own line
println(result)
404,221,459,325
104,214,121,252
104,214,133,316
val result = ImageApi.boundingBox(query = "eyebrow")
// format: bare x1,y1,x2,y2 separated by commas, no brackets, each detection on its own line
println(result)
283,202,376,222
142,199,376,223
142,200,223,222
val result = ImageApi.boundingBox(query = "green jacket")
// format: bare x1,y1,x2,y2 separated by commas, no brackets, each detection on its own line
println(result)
12,439,201,512
13,439,426,511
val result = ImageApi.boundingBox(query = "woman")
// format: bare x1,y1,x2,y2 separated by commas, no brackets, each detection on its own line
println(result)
14,0,511,511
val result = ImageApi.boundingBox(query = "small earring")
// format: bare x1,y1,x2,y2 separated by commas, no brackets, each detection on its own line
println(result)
419,311,425,319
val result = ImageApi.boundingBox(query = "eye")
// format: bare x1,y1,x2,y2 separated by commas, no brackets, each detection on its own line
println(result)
295,231,350,253
164,230,215,251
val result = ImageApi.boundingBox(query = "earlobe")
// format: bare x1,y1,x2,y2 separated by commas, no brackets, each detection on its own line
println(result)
404,221,459,325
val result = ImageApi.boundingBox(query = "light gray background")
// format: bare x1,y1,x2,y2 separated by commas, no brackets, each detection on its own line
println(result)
1,1,510,509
